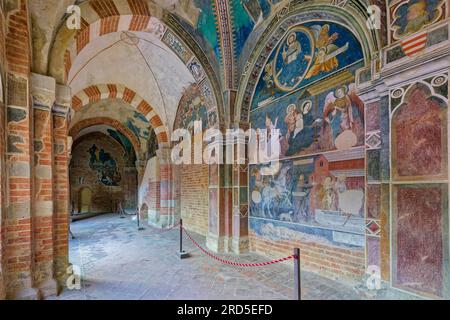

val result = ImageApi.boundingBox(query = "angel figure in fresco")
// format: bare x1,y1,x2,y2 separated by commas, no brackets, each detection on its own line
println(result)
282,32,302,65
321,84,364,150
305,24,348,80
263,63,275,95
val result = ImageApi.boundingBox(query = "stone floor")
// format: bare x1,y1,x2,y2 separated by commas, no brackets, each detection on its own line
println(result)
49,213,417,300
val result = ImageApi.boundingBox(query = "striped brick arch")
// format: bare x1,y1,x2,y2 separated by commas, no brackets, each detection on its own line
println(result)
69,117,141,155
63,0,167,82
71,84,169,147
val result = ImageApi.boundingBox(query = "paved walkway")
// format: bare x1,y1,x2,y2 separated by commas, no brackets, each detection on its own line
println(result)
49,214,416,300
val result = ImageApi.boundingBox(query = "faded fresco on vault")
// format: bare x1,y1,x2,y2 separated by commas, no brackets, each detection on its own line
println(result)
389,0,446,41
174,82,218,132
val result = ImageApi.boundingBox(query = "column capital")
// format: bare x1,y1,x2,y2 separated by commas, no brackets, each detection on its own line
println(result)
53,85,71,117
31,73,56,110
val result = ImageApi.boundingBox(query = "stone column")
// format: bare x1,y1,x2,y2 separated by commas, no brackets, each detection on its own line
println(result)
135,160,146,188
52,85,71,288
123,166,138,209
143,158,161,225
231,123,249,254
4,72,38,299
31,73,57,297
207,136,233,253
0,89,6,300
157,148,176,227
358,83,390,282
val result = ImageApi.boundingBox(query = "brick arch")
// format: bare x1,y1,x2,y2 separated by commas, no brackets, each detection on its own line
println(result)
49,0,225,126
69,117,141,157
71,84,169,148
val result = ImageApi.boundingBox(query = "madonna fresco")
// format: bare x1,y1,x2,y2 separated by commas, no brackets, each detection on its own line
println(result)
248,20,367,249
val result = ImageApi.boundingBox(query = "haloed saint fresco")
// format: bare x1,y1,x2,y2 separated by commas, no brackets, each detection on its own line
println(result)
390,0,446,40
253,22,363,107
250,22,365,159
252,83,365,158
248,21,366,248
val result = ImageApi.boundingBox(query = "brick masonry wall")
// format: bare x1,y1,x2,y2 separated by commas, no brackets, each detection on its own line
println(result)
70,133,128,214
249,232,365,281
4,0,33,298
52,115,70,285
180,164,209,236
0,5,6,299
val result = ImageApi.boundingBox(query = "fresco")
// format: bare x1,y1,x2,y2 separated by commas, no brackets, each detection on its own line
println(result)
174,82,218,131
251,82,365,158
125,111,150,141
251,22,364,109
393,184,446,298
171,0,220,57
249,155,365,247
88,144,122,186
392,81,448,180
107,129,136,165
147,128,158,159
390,0,446,41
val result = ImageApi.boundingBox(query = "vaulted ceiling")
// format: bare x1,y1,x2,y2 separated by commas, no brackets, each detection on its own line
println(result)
28,0,381,161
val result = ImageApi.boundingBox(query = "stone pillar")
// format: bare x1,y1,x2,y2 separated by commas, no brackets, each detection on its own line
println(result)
135,160,146,188
0,86,6,300
144,158,161,225
4,72,37,299
123,166,138,209
31,73,57,297
157,148,176,227
357,84,390,282
231,123,249,254
207,138,233,253
52,85,71,288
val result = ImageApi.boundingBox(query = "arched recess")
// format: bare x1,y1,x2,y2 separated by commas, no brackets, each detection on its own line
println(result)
390,80,449,299
47,0,224,125
69,117,141,158
71,84,169,149
235,2,380,123
70,131,135,213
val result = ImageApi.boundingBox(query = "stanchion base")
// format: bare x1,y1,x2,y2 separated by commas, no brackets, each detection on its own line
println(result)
138,227,145,231
177,251,190,259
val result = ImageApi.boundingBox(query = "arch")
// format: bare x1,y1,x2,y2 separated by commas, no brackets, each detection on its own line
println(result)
48,0,224,124
235,2,380,123
71,84,169,148
69,117,141,158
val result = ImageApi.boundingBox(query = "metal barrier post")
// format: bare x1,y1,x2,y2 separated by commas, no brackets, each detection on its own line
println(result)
294,248,302,300
177,219,189,259
137,208,144,231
